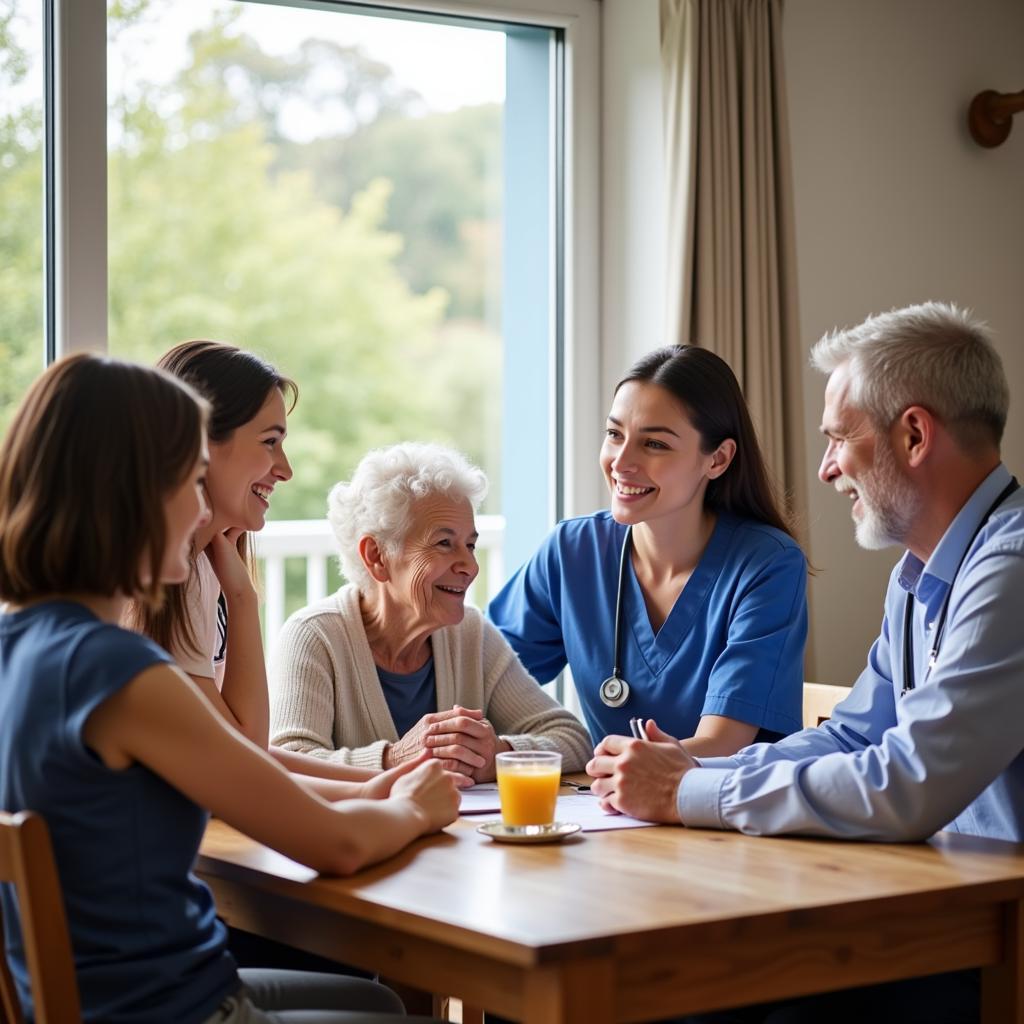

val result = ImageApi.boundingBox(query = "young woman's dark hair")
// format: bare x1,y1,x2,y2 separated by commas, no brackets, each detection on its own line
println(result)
125,340,297,653
617,344,793,538
157,340,298,445
0,353,206,608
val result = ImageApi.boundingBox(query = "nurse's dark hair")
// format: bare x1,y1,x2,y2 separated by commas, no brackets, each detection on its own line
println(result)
616,345,793,538
125,339,297,655
0,353,207,607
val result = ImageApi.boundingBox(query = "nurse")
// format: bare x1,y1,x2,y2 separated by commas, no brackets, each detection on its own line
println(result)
488,345,808,756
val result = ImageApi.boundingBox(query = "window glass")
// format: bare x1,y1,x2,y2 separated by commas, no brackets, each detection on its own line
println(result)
108,1,558,629
107,1,504,524
0,0,45,433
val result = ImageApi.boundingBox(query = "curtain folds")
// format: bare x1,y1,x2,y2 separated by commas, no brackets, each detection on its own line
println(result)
660,0,806,519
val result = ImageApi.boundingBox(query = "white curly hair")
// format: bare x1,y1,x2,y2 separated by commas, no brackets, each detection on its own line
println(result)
328,442,489,591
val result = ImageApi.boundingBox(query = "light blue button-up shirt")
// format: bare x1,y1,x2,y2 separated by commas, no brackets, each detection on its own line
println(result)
678,464,1024,842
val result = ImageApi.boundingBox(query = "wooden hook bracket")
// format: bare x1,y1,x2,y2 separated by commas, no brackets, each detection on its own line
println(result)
968,88,1024,148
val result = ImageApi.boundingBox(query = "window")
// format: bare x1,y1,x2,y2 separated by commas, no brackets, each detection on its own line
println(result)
35,0,596,651
0,0,46,432
106,0,560,632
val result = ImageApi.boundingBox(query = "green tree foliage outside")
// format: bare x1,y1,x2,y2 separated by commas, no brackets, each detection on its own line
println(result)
108,3,503,523
2,1,504,530
0,2,44,436
283,103,502,321
169,9,502,321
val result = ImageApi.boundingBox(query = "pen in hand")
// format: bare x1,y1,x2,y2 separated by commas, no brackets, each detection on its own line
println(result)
628,717,650,742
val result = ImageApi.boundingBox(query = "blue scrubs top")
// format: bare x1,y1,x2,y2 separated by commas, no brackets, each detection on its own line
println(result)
488,511,807,743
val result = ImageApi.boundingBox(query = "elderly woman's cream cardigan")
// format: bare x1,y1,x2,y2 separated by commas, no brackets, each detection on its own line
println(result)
269,583,592,771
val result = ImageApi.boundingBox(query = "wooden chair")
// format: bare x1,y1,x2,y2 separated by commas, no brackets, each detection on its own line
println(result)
0,811,80,1024
802,681,849,728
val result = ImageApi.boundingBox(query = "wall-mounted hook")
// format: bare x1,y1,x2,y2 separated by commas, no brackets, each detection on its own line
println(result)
968,89,1024,148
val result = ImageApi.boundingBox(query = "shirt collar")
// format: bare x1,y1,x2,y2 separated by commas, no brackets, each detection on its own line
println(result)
896,464,1012,612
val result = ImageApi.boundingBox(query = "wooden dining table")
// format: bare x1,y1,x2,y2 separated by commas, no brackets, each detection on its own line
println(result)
198,807,1024,1023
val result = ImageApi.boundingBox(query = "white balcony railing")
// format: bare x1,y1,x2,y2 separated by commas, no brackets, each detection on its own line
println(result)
255,515,507,656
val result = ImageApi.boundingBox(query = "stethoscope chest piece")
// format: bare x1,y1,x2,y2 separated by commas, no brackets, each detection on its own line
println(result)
600,525,634,709
600,674,630,708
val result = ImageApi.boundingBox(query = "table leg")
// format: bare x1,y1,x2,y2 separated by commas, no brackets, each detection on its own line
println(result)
428,995,482,1022
521,957,614,1024
982,899,1024,1024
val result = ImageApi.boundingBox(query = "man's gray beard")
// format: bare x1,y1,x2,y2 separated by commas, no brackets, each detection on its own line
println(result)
852,444,920,551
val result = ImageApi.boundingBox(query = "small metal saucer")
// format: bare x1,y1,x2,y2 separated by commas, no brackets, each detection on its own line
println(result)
476,821,582,844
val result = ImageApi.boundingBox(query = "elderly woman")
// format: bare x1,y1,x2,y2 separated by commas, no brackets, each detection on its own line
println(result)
269,443,592,780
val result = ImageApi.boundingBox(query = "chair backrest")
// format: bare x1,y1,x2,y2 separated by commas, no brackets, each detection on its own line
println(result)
802,681,849,728
0,811,80,1024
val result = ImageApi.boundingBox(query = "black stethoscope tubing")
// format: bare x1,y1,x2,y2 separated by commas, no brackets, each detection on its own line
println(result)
599,525,633,708
901,478,1018,697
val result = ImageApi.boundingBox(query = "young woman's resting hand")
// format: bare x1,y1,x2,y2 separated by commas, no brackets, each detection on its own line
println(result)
384,757,461,834
358,750,469,800
205,527,258,605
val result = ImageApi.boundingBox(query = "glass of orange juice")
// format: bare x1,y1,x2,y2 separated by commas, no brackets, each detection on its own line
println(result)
495,751,562,827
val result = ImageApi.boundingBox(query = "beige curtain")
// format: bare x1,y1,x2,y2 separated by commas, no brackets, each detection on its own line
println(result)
660,0,805,517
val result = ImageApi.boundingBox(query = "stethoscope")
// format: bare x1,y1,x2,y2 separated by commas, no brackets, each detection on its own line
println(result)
901,477,1018,697
600,526,634,708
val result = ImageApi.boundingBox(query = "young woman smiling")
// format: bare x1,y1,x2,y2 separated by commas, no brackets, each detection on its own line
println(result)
489,345,809,757
127,341,378,786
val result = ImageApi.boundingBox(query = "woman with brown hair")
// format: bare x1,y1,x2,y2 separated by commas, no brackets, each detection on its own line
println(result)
489,345,808,756
0,353,457,1023
125,339,295,751
127,340,383,787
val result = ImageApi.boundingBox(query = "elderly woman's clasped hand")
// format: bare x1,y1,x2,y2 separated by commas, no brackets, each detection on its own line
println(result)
384,705,511,783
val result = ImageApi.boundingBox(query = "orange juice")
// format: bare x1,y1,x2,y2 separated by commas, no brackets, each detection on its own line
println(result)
496,763,561,826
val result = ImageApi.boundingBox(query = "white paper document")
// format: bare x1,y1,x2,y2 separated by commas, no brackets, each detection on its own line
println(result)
458,783,501,815
459,785,656,831
554,793,656,831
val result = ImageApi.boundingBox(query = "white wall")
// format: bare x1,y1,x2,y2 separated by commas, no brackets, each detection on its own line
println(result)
784,0,1024,683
